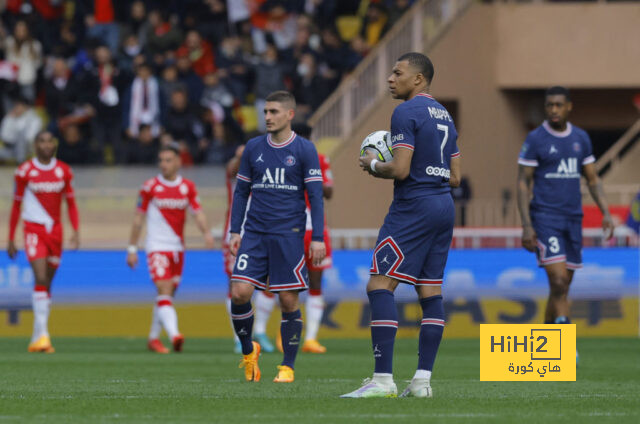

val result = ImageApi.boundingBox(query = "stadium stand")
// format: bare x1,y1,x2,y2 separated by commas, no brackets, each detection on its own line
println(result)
0,0,405,166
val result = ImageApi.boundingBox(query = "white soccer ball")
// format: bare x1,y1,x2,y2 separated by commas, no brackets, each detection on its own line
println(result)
360,130,393,162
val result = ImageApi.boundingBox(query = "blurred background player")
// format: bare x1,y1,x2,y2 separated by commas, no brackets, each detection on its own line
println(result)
264,122,334,354
223,144,276,354
7,131,80,353
343,52,461,398
126,142,214,354
517,86,613,361
229,91,325,383
297,122,334,354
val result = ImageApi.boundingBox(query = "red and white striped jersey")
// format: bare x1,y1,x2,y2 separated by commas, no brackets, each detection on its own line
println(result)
137,175,202,252
13,158,76,232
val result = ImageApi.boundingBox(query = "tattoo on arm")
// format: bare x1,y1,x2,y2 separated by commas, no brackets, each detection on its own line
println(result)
587,179,611,217
516,166,534,227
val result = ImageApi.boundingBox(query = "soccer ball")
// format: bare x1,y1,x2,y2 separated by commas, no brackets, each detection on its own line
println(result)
360,130,393,162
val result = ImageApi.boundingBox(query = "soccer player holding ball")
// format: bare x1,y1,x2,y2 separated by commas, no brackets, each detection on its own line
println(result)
126,142,214,354
7,131,80,353
228,91,325,383
517,86,613,360
342,52,461,398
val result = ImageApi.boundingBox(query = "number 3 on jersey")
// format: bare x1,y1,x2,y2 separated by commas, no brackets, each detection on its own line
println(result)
548,237,560,254
237,253,249,271
437,124,449,164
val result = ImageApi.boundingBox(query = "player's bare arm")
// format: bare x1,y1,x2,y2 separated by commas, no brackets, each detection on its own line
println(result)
309,241,326,267
69,230,80,250
194,210,215,249
323,185,333,199
7,198,20,259
126,210,145,269
582,163,614,240
226,145,245,178
7,240,18,259
449,155,461,188
516,165,537,252
359,147,412,180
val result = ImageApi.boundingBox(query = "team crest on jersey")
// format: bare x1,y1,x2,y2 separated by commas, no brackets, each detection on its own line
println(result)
54,167,64,178
29,169,39,177
179,183,188,195
573,142,581,152
155,185,165,192
284,155,296,166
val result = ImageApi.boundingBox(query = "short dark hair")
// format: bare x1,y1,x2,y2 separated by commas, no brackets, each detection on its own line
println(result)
397,52,434,84
159,141,181,155
265,90,296,109
292,122,312,138
545,86,571,101
34,130,53,142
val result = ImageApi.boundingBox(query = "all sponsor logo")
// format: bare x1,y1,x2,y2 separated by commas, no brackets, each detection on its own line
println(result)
545,158,579,179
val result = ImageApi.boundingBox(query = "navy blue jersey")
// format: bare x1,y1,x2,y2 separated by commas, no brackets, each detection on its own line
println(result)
390,93,460,200
230,132,324,240
518,121,595,217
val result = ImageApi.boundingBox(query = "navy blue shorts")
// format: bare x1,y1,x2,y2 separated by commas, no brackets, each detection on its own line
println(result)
531,212,583,270
370,194,454,286
231,231,308,291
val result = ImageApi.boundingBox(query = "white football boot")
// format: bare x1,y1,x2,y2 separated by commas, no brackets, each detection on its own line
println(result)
399,378,432,398
340,376,397,398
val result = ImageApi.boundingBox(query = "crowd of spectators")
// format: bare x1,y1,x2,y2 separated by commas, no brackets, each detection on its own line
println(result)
0,0,412,165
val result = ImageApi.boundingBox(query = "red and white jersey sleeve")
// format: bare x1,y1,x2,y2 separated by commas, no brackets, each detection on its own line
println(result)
319,154,333,187
140,175,200,252
305,153,331,230
17,158,72,232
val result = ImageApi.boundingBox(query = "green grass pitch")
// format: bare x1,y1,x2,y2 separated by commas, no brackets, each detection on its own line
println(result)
0,337,638,423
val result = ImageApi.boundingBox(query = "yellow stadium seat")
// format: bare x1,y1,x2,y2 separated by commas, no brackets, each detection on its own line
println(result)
238,105,259,133
315,137,341,157
336,16,363,42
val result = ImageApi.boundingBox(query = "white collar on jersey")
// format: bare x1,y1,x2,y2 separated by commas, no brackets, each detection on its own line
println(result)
267,131,296,148
32,157,57,171
157,174,183,187
542,120,573,138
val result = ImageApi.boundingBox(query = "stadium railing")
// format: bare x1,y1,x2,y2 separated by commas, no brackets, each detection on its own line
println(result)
595,118,640,177
328,227,638,250
308,0,473,147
